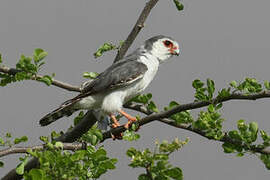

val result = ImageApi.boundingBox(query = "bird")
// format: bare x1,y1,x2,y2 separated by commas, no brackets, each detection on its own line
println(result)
39,35,180,130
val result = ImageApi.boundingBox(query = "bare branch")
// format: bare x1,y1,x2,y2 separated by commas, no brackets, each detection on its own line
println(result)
0,65,81,92
0,142,90,158
113,0,159,62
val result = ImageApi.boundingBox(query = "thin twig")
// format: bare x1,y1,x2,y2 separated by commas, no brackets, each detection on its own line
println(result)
113,0,159,62
0,143,90,157
0,65,81,92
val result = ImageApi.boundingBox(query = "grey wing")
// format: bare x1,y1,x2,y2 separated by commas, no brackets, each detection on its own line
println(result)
75,59,148,100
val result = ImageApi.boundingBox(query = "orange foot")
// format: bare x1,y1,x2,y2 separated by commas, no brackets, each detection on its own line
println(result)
110,114,122,140
119,110,137,129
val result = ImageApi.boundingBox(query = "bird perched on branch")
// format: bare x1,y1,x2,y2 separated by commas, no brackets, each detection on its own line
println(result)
39,35,180,130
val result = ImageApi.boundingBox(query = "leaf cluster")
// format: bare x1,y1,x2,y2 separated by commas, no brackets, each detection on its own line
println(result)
126,138,188,180
21,145,117,180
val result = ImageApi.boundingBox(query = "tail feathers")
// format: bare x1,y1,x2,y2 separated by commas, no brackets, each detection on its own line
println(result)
39,105,76,126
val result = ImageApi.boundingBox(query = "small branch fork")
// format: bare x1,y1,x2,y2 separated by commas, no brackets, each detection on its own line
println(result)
113,0,159,62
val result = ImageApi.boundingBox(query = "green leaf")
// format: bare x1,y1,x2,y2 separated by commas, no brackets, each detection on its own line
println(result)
230,80,238,88
0,53,2,63
0,137,4,145
91,135,98,145
164,167,183,180
192,79,204,89
16,157,29,175
37,75,53,86
228,130,242,141
207,78,215,99
138,174,152,180
38,52,48,61
264,80,270,90
260,154,270,170
222,142,235,153
94,42,116,58
237,119,248,132
74,111,85,125
208,104,215,113
147,101,159,112
34,48,44,57
123,130,140,141
126,147,137,157
25,169,44,180
14,136,28,144
0,161,4,168
260,130,270,142
54,141,64,149
249,122,258,136
83,72,99,79
6,132,12,138
173,0,184,11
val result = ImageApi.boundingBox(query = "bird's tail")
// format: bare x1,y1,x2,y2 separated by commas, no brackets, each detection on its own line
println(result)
39,100,78,126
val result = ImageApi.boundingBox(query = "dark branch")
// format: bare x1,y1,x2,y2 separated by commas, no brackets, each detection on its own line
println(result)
113,0,159,62
0,65,81,92
158,118,270,155
103,91,270,154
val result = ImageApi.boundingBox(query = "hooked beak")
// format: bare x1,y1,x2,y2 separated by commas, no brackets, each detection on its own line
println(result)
170,46,180,56
171,51,180,56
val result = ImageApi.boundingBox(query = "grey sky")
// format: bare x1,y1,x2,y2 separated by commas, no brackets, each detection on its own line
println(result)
1,0,270,179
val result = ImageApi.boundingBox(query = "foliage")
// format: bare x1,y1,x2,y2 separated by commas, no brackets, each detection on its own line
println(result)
93,41,123,58
23,145,117,180
173,0,184,11
127,138,187,180
164,101,193,124
0,49,54,87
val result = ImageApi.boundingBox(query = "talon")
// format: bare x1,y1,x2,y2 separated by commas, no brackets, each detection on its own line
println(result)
111,133,123,140
110,114,123,140
119,110,137,129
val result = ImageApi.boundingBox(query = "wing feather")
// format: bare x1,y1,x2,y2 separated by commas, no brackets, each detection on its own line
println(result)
71,59,148,101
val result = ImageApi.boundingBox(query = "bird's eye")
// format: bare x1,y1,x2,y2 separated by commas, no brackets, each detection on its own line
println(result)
163,40,173,47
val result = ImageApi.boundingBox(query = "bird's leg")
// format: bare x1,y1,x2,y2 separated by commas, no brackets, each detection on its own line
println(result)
110,114,120,128
109,114,122,140
118,110,137,129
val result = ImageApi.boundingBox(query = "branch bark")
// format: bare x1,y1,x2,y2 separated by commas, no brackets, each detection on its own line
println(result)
0,142,90,157
113,0,159,62
0,65,81,92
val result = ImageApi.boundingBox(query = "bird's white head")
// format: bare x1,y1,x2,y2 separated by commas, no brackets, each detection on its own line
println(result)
144,35,180,62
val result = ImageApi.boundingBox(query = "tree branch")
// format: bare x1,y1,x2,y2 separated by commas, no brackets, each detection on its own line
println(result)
0,65,81,92
158,118,270,155
103,91,270,154
1,111,98,180
0,142,90,158
2,90,270,179
113,0,159,62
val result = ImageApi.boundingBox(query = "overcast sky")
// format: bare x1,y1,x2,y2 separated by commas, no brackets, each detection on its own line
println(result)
1,0,270,179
